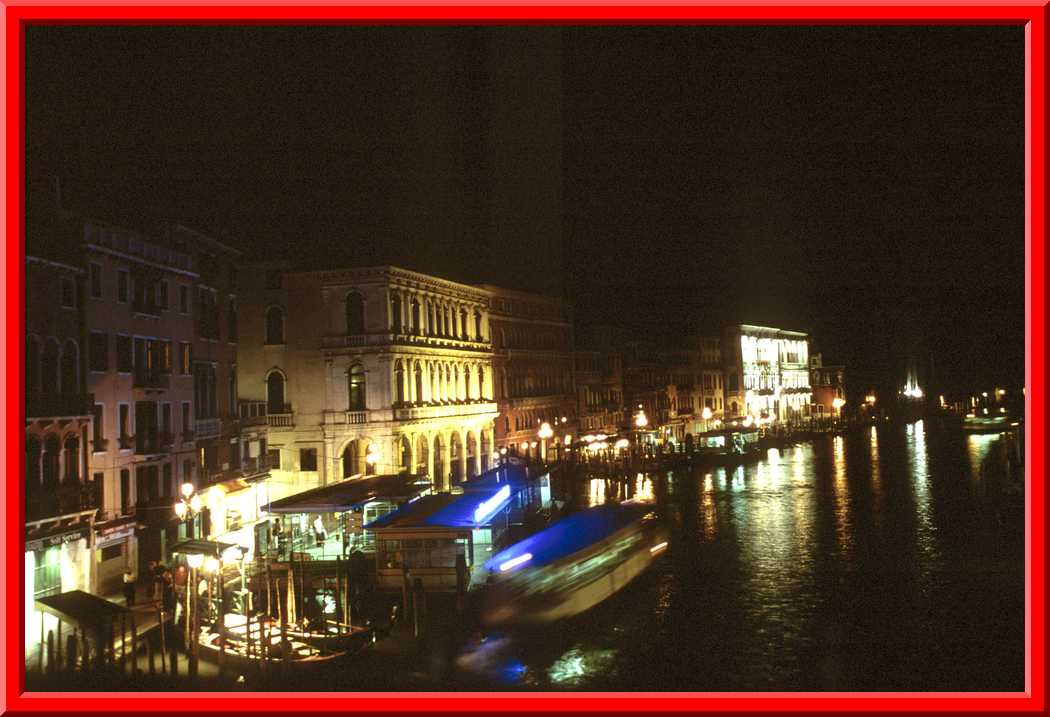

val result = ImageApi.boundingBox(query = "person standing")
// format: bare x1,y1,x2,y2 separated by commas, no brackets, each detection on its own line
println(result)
123,568,137,606
313,514,327,548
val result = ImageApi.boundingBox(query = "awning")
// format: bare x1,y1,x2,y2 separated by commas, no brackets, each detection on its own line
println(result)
208,477,252,495
265,473,431,514
170,539,235,557
35,590,131,634
366,484,513,531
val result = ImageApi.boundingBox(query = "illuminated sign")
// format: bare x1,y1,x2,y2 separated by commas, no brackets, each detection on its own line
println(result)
473,484,511,525
499,552,533,572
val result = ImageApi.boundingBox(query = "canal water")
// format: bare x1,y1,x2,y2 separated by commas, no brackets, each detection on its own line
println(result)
463,421,1025,692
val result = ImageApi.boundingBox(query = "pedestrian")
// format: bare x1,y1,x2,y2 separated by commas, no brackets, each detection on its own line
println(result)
313,514,327,548
123,568,136,606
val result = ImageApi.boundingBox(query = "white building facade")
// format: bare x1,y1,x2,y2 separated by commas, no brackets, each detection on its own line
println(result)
723,325,812,425
238,265,498,496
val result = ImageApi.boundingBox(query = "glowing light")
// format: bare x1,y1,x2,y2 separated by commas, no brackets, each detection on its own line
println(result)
701,407,712,420
538,422,554,439
614,438,630,450
530,441,538,448
595,433,607,441
203,556,221,574
998,389,1006,396
181,482,194,498
520,442,530,451
474,484,511,525
832,397,845,410
222,546,244,563
999,407,1006,414
173,501,188,520
903,387,924,399
865,394,877,405
189,493,203,514
186,553,204,569
499,447,507,456
564,435,572,446
649,541,668,555
499,553,533,572
634,412,648,429
982,391,988,398
582,435,596,443
561,417,567,423
743,415,754,427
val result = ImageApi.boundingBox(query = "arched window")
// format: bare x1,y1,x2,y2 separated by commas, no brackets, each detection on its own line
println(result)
394,361,406,404
42,434,60,488
411,299,421,335
63,435,80,483
474,311,483,341
41,339,59,396
348,364,366,411
464,366,473,400
265,307,285,344
459,308,468,339
391,294,402,333
266,371,286,414
26,437,41,490
478,366,486,400
414,362,423,403
346,292,365,335
453,365,460,401
342,440,361,479
61,340,79,395
26,336,40,397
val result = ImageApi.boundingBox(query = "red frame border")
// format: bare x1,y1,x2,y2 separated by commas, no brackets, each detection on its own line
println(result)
2,3,1044,713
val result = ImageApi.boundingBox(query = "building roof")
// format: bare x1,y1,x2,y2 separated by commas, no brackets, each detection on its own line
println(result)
35,590,130,633
265,474,432,514
365,483,514,531
460,464,530,493
485,502,655,572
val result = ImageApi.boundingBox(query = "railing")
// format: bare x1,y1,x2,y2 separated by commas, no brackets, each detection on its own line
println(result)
321,332,491,352
26,484,99,522
135,432,162,455
132,370,170,390
25,393,93,419
323,410,369,425
267,412,295,428
195,417,222,439
393,401,497,421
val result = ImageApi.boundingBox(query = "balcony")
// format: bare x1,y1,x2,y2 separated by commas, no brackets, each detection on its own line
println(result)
133,370,170,390
323,410,370,426
199,454,277,486
135,432,163,455
393,400,498,422
267,412,295,429
195,417,222,439
26,483,99,522
238,401,268,427
26,393,93,420
321,332,491,353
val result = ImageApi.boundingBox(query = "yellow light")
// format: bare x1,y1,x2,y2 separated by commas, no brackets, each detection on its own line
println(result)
582,435,596,443
998,389,1006,396
832,397,845,409
189,494,203,514
999,407,1006,414
865,394,876,405
173,501,188,520
186,553,204,569
181,482,194,499
614,438,630,450
203,556,221,574
564,435,572,446
222,546,243,563
595,433,607,441
701,407,712,420
520,442,530,451
560,416,567,423
499,447,508,456
982,392,988,398
634,412,648,428
365,452,378,465
538,422,553,439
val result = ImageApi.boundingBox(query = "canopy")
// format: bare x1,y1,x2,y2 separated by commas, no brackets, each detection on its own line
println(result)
264,473,431,514
35,590,131,634
366,484,514,531
170,538,236,557
461,464,530,493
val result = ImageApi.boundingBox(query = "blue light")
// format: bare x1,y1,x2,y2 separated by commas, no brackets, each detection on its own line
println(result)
473,484,511,525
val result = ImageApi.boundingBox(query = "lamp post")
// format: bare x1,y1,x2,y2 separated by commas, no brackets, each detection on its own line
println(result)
701,406,713,433
185,551,204,671
832,397,845,428
174,482,204,540
538,422,553,463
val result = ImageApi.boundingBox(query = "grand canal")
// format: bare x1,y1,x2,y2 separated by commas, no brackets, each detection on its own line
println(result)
460,421,1025,691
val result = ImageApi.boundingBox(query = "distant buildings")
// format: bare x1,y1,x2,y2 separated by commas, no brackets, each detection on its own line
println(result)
809,352,846,422
723,325,813,425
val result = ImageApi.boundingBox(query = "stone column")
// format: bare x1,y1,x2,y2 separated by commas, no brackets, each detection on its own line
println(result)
456,432,467,485
426,434,436,487
472,435,482,477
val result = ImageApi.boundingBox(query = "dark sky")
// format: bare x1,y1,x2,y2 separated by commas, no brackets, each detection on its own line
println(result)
25,25,1024,397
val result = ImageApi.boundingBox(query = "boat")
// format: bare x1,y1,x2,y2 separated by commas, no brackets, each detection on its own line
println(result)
690,425,763,464
962,413,1015,433
479,501,668,627
196,613,373,673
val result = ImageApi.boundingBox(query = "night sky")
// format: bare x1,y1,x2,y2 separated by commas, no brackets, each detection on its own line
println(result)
25,25,1024,397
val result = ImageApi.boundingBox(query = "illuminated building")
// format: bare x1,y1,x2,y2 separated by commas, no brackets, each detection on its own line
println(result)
237,265,498,494
809,352,846,422
722,325,812,425
479,285,576,460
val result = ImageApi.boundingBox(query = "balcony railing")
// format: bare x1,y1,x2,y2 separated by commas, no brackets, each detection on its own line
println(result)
26,393,94,419
26,484,99,522
196,454,276,487
323,410,369,426
321,332,491,352
195,417,222,439
393,401,497,421
133,370,170,390
267,412,295,429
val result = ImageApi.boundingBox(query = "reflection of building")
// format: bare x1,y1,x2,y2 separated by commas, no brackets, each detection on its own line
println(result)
24,252,95,657
575,326,625,435
809,352,845,421
237,265,498,495
480,285,576,459
723,325,812,425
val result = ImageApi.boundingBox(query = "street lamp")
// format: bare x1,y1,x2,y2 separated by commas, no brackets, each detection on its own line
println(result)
185,551,204,668
175,483,203,540
538,422,553,462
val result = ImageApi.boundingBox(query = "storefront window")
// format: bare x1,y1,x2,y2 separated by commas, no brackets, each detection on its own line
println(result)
33,547,61,601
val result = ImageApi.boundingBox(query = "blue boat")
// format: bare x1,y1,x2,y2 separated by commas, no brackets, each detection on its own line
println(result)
479,502,668,626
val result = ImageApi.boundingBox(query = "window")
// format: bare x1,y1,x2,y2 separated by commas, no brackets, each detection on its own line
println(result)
346,292,364,335
265,307,284,344
100,544,123,562
89,263,102,299
181,402,190,436
198,288,220,340
116,335,132,373
268,449,282,470
92,404,104,448
266,371,286,414
118,404,130,440
390,295,402,333
89,332,109,372
228,297,238,342
61,278,76,308
179,285,189,313
162,463,172,499
158,281,169,310
117,270,129,303
179,342,191,375
300,448,317,472
229,365,238,418
162,403,172,436
119,469,130,514
348,364,366,410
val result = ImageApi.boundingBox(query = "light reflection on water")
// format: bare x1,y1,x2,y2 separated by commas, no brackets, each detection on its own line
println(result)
499,422,1023,692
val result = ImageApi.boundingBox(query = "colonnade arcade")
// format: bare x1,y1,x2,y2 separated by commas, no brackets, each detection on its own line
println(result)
387,287,489,343
392,358,492,405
